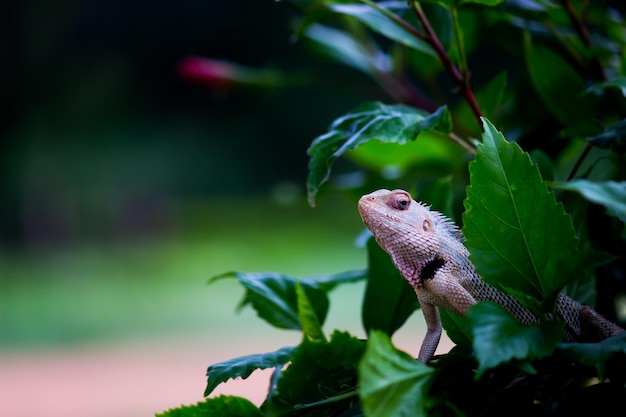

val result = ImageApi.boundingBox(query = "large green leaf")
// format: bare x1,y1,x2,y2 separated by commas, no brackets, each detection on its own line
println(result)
359,331,435,417
157,396,263,417
204,347,296,397
462,119,580,315
328,2,434,56
210,271,365,330
467,302,564,378
523,34,596,134
266,331,365,414
361,237,419,335
557,332,626,379
552,180,626,224
307,103,451,205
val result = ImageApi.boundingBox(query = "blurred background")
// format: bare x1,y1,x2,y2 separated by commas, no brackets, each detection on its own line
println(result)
0,1,407,416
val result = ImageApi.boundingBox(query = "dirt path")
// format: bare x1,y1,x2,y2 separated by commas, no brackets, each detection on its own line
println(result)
0,329,451,417
0,333,300,417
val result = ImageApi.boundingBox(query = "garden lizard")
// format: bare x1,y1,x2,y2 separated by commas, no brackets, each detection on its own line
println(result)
358,189,624,363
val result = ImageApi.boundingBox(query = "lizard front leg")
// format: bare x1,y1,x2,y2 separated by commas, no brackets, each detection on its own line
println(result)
415,271,478,363
416,299,442,363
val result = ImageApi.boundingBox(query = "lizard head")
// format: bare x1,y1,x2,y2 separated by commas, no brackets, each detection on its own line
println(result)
358,189,463,288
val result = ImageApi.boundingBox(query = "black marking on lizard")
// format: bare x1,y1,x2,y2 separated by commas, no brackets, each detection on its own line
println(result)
421,257,445,281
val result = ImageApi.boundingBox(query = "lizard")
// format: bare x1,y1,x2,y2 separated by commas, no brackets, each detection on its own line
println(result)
358,188,624,363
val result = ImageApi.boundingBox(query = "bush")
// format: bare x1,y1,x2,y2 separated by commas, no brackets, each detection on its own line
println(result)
161,1,626,415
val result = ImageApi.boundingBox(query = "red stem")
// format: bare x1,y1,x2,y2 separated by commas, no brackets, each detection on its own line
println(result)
411,1,483,127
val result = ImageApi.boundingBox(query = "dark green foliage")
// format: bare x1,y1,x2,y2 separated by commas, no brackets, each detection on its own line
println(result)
204,347,296,397
157,396,263,417
265,331,366,416
161,1,626,416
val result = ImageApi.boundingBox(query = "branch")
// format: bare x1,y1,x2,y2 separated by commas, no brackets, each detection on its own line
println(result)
410,1,483,127
560,0,625,118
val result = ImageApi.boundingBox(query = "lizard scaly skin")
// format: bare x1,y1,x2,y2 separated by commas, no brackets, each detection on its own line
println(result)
358,189,624,363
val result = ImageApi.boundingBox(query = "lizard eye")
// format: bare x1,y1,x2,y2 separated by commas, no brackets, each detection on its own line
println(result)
422,219,431,232
392,195,410,210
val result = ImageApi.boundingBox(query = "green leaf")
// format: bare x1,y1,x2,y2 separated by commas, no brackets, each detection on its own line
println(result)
462,119,581,314
210,270,364,331
552,180,626,224
307,103,451,205
359,331,435,417
557,332,626,379
589,77,626,98
296,281,326,341
157,396,263,417
362,238,419,335
467,302,564,378
267,331,365,414
302,23,376,75
210,272,328,330
586,119,626,153
440,308,473,349
204,346,296,397
476,71,507,119
328,3,434,56
523,34,596,133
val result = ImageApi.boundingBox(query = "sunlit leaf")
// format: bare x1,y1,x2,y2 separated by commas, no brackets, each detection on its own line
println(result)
329,2,434,56
359,331,435,417
307,103,451,205
296,281,326,341
157,396,263,417
468,302,563,378
303,23,377,74
361,238,419,335
204,348,296,397
463,119,580,315
552,180,626,224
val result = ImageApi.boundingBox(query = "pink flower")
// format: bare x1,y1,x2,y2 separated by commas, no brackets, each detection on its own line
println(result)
178,56,240,90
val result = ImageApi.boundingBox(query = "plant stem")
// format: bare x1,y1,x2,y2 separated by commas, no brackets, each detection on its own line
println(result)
410,1,483,127
450,6,468,78
358,0,427,42
278,390,359,415
449,131,476,154
565,142,592,181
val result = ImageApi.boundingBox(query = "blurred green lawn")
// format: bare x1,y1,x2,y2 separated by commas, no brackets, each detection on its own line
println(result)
0,196,367,349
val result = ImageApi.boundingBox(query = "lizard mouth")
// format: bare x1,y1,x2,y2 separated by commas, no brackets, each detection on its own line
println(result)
421,257,445,282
